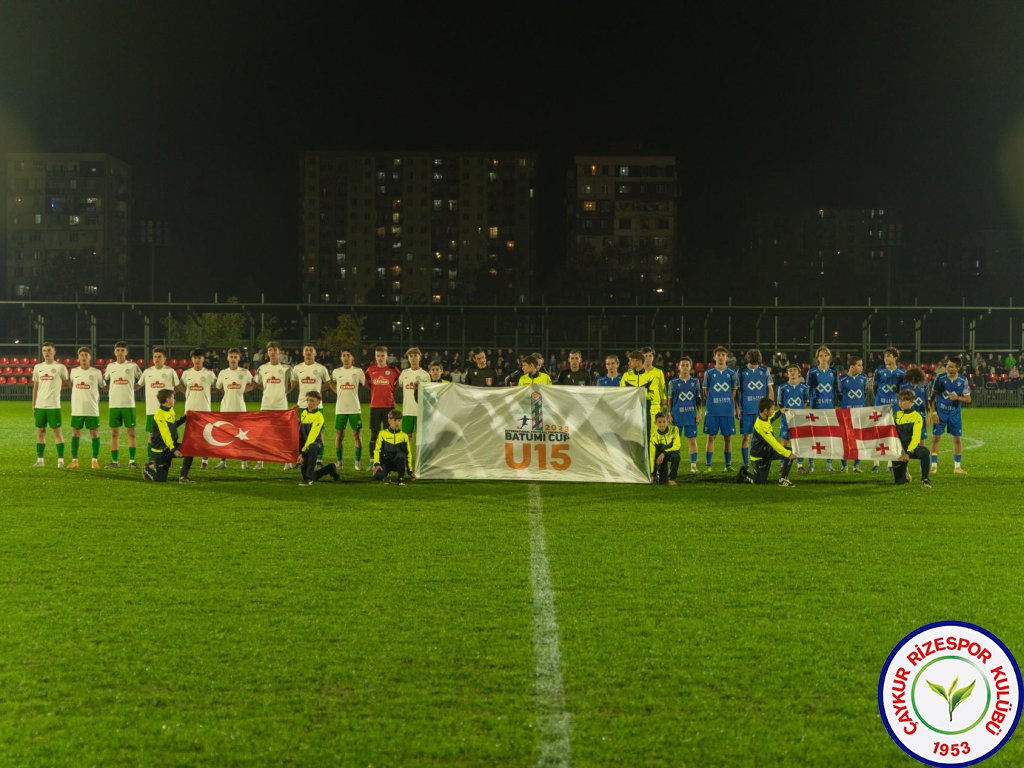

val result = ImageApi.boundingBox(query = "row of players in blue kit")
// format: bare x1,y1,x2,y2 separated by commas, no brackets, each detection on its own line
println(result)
605,344,971,476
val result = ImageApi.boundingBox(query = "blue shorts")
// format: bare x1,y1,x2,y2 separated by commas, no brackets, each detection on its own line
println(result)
740,413,758,435
703,413,736,436
933,414,963,437
672,412,697,439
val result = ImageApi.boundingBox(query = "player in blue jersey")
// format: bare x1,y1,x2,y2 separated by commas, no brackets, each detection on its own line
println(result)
805,345,838,472
596,354,622,387
929,357,971,475
778,363,809,472
669,356,702,473
702,346,738,471
737,349,774,470
871,346,906,473
838,355,868,472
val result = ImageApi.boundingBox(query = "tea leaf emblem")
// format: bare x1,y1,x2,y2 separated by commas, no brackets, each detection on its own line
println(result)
927,675,976,721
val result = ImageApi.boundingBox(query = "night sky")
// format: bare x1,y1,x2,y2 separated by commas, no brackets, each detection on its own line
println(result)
2,2,1024,301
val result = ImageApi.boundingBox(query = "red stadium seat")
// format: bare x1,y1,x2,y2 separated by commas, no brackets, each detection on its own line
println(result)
2,367,11,375
27,357,35,365
17,376,28,384
0,357,8,365
694,362,705,372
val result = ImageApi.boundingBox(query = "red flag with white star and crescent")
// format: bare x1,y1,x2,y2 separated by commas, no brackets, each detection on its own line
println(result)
180,410,300,463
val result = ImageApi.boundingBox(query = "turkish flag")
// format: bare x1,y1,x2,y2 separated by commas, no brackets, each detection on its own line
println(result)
787,406,902,460
180,410,300,463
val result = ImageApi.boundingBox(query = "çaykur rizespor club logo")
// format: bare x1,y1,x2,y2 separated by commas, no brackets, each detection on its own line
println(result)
879,621,1021,766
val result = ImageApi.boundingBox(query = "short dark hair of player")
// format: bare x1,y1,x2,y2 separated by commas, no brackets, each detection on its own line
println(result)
305,390,322,401
787,363,801,373
758,397,775,413
884,346,900,359
713,345,728,356
947,357,961,368
406,347,422,357
152,346,168,357
157,388,175,404
905,367,925,385
655,412,669,423
847,355,862,368
375,345,389,354
77,346,92,356
679,355,692,365
640,346,654,355
428,359,442,369
41,341,55,351
529,353,545,367
568,349,582,358
627,350,644,362
227,347,241,356
266,341,281,351
190,348,205,359
387,408,402,421
114,341,127,350
745,349,762,365
303,342,316,350
898,389,914,403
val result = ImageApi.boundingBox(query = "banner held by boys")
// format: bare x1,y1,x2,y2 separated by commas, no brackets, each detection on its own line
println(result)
416,383,650,483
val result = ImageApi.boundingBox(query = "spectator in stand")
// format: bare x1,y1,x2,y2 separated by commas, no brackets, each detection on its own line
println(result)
1005,351,1017,371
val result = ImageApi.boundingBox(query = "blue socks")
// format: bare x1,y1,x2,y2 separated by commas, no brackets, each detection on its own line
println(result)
741,448,750,466
690,452,698,464
705,451,713,467
724,451,732,468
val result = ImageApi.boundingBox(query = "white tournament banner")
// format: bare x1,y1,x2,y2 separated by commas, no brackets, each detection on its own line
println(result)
415,383,650,483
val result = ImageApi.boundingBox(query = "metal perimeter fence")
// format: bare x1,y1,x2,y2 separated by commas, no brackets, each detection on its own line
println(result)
2,299,1022,405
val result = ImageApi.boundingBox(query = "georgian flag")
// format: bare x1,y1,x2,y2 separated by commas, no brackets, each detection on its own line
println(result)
181,410,300,463
787,406,902,461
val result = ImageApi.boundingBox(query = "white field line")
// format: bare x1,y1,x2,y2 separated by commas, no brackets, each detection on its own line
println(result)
528,483,572,768
962,437,984,451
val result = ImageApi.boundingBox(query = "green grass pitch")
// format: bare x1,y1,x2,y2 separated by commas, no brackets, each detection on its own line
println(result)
2,400,1021,766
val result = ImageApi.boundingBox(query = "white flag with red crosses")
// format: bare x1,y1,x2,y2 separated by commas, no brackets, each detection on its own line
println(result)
787,406,903,460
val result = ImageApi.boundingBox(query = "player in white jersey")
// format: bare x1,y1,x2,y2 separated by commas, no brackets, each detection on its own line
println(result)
215,346,254,468
68,346,105,469
329,348,366,471
397,347,430,475
253,341,293,469
138,347,181,461
104,341,142,468
291,343,330,469
179,348,218,479
31,341,69,468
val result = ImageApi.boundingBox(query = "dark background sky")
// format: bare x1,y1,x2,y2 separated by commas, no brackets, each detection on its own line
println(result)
2,1,1024,301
